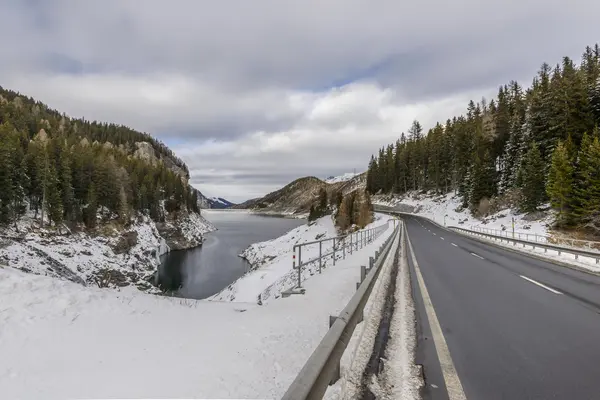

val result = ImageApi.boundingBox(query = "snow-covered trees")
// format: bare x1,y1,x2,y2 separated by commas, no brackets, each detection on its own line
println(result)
366,42,600,232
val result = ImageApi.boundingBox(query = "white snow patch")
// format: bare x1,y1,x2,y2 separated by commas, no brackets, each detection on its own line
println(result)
325,172,363,184
0,223,395,400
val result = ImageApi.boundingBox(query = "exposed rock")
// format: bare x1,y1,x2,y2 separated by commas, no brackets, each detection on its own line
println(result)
112,231,139,254
133,141,158,166
156,220,202,251
34,129,49,143
80,137,90,147
523,210,546,221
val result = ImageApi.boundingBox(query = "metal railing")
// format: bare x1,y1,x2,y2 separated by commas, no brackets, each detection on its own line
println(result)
468,225,600,251
291,219,396,290
281,222,401,400
450,225,600,264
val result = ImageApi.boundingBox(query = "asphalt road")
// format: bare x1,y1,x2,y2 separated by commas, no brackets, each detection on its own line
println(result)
403,215,600,400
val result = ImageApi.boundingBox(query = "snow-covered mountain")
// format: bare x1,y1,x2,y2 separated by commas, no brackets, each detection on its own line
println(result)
324,172,363,184
207,197,236,209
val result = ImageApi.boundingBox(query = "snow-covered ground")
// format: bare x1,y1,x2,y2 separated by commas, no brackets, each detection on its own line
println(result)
211,212,392,303
0,220,395,400
374,192,552,237
325,172,363,184
0,212,215,290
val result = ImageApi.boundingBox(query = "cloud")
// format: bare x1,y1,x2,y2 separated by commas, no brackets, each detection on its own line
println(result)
1,0,599,201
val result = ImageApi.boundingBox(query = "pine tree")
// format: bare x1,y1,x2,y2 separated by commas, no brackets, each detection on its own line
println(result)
308,205,316,222
577,135,600,232
59,145,75,222
547,141,574,227
519,142,546,212
0,139,14,225
84,183,98,229
318,187,328,212
44,162,63,226
500,112,525,193
469,150,496,211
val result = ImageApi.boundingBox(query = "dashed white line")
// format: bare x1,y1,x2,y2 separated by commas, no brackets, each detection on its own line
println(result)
451,243,458,247
520,275,562,295
470,252,484,260
440,237,445,240
432,232,437,236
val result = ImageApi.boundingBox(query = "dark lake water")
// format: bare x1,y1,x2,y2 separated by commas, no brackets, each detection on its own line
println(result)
158,211,306,299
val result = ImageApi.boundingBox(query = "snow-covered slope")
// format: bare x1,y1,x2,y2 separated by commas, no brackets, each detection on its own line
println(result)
211,212,391,303
0,212,215,290
208,196,236,209
325,172,363,184
373,192,552,236
0,225,394,400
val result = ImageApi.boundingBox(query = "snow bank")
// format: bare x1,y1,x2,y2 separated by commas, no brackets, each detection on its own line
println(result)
0,223,395,400
211,213,391,303
374,192,552,237
0,212,215,290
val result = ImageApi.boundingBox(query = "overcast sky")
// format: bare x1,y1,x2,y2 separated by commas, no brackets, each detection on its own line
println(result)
1,0,598,202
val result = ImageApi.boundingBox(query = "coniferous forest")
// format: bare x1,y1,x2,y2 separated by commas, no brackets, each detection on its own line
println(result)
366,44,600,233
0,86,200,231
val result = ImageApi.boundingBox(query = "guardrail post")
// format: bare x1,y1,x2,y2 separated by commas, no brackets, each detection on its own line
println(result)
350,234,353,255
369,256,374,271
319,241,323,273
333,238,336,266
360,265,366,282
297,246,302,288
329,315,341,384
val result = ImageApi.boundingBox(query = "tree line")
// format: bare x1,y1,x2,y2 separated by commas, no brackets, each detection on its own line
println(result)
308,187,373,231
366,43,600,233
0,89,200,230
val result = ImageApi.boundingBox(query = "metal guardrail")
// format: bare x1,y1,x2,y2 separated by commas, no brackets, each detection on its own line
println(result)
467,225,600,251
450,226,600,264
290,219,397,290
281,222,401,400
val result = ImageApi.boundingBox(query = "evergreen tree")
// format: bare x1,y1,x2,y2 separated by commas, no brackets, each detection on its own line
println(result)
519,142,546,212
577,135,600,231
547,142,574,227
44,162,63,226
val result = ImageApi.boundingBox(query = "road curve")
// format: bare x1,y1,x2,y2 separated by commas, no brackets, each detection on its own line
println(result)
403,215,600,400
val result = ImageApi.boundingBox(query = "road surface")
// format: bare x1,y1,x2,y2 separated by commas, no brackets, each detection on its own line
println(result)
403,215,600,400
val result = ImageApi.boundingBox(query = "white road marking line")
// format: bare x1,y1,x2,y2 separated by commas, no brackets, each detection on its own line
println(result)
440,237,445,240
432,232,437,236
451,243,458,247
407,234,467,400
520,275,562,295
470,252,484,260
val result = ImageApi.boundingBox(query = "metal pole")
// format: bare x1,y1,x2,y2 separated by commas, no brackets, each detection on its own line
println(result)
333,238,336,266
319,241,322,273
350,234,353,255
297,246,302,288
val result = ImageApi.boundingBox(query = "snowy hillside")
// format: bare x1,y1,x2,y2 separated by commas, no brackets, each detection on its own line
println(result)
208,197,236,209
325,172,363,184
0,212,215,290
373,192,553,236
211,212,392,303
0,225,395,400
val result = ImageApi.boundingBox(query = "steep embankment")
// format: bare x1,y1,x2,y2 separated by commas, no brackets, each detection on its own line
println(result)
233,172,366,215
0,85,215,290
